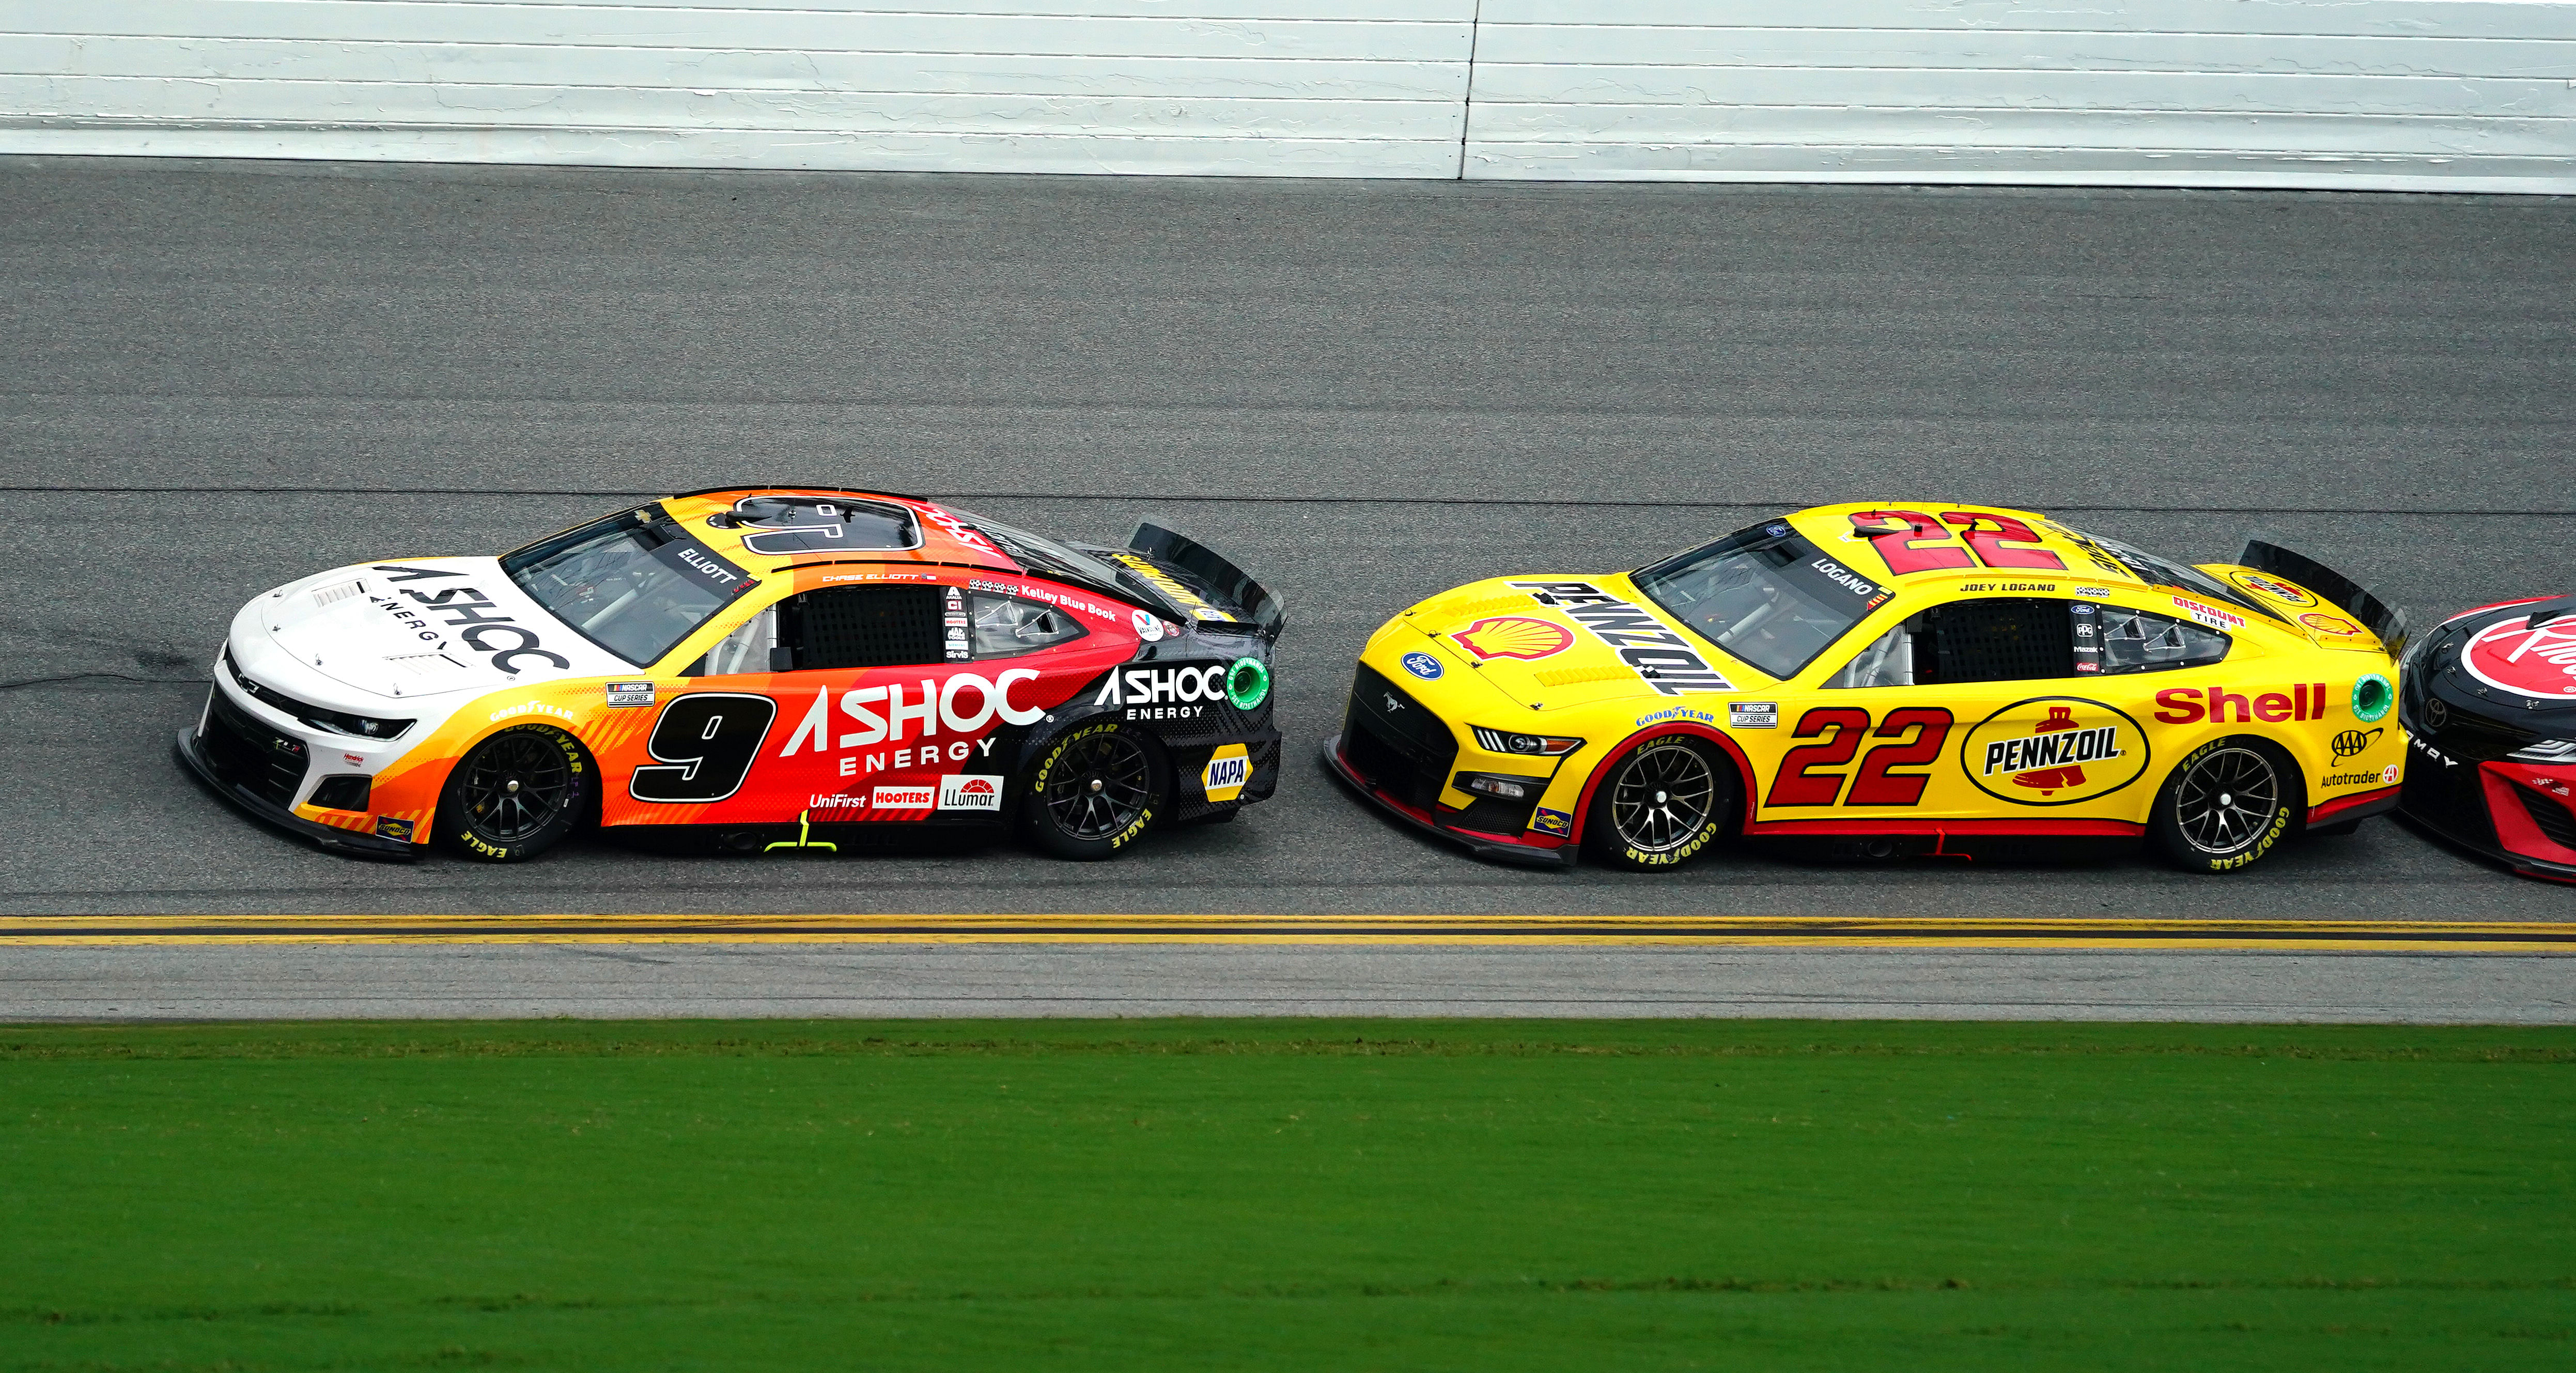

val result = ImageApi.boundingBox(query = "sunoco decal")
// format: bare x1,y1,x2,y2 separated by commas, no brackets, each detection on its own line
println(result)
1959,698,2149,807
1509,581,1733,695
1110,553,1237,622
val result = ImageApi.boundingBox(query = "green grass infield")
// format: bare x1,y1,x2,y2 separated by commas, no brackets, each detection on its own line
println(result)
3,1019,2570,1370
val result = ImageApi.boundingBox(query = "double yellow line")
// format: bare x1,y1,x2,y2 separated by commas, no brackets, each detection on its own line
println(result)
2,915,2572,950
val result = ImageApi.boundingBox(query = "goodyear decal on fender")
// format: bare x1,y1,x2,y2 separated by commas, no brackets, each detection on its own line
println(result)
1960,698,2149,807
1110,553,1237,622
1508,581,1733,696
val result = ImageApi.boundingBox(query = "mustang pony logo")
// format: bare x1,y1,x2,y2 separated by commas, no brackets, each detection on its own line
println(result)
1453,616,1574,662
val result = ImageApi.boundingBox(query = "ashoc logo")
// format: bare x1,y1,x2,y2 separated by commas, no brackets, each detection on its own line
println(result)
1094,663,1231,721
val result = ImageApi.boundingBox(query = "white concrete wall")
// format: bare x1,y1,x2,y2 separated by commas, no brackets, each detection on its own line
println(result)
4,1,2572,190
0,0,1478,177
1465,1,2576,191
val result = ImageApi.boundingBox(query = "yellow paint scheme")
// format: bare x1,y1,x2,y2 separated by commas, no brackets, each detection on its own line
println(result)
1351,502,2404,850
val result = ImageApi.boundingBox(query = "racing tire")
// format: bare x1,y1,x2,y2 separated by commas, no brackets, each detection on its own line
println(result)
2148,737,2301,874
437,725,594,863
1582,736,1736,872
1019,721,1166,861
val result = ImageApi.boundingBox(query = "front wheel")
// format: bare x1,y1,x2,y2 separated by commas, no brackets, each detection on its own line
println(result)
438,725,593,863
2148,738,2300,873
1582,736,1735,871
1019,722,1165,860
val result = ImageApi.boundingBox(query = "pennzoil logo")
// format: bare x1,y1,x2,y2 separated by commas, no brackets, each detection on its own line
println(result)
1508,581,1733,696
1960,698,2149,807
1454,617,1574,662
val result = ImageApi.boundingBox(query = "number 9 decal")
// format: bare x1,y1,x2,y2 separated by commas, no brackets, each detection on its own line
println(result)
630,693,779,803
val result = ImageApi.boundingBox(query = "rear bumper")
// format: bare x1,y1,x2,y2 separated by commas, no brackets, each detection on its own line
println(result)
1324,734,1574,869
175,727,420,862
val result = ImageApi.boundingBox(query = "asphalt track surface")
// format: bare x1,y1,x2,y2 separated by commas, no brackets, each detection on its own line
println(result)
3,157,2572,946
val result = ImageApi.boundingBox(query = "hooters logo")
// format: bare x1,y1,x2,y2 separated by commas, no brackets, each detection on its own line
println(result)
2464,616,2576,698
1453,616,1574,662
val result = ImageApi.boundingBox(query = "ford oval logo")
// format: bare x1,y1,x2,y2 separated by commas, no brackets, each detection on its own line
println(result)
1401,651,1442,681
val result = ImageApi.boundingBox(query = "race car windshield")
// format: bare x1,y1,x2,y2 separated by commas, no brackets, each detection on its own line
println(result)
1632,522,1892,680
941,506,1163,613
503,508,752,666
2052,524,2286,624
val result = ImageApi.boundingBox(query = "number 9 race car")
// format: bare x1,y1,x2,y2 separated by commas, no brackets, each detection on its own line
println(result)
2398,594,2576,882
178,487,1282,862
1326,502,2406,874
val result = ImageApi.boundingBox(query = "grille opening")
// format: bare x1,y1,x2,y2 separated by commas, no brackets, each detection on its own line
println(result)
308,775,371,812
198,685,308,809
2516,784,2576,852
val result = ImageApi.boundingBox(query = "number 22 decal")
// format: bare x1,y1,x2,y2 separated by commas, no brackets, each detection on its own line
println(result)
1764,707,1955,808
1849,509,2067,575
630,693,779,803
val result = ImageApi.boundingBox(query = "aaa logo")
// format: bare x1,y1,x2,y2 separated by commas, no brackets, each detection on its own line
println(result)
1454,616,1575,662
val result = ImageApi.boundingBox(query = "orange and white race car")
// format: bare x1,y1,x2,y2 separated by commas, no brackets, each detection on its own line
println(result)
179,487,1281,862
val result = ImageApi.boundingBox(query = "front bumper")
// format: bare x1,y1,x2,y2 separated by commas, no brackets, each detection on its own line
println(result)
2400,756,2576,884
1323,733,1574,869
175,724,419,862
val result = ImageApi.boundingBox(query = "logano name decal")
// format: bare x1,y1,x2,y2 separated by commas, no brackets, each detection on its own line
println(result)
1507,582,1733,695
371,565,570,676
1093,663,1232,721
778,670,1044,778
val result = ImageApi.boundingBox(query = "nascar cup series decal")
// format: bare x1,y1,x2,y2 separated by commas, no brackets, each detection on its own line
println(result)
1200,743,1252,803
1508,582,1733,695
2463,615,2576,697
1960,698,2149,806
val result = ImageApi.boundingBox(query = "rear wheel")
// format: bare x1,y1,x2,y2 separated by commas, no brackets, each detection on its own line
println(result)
1019,722,1164,860
438,725,592,863
1583,737,1735,871
2149,738,2299,873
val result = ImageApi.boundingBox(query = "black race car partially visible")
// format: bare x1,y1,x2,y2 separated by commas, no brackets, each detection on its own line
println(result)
2399,594,2576,883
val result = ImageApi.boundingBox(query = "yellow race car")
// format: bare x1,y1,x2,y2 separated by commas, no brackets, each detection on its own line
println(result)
1325,503,2407,873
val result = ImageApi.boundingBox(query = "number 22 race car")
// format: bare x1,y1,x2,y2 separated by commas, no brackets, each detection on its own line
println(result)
1327,503,2407,874
178,487,1282,862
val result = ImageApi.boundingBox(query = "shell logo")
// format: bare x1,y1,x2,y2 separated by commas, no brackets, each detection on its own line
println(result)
1454,616,1575,662
2300,612,2363,637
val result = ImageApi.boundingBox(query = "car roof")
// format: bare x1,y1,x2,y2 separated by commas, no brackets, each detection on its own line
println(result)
662,486,1021,573
1781,501,2152,591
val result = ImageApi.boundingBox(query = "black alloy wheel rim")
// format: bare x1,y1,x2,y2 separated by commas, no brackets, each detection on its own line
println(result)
2174,746,2280,855
1045,732,1154,840
460,733,572,841
1609,744,1717,853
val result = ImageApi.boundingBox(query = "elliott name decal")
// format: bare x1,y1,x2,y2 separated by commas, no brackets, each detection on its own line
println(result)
1508,582,1733,695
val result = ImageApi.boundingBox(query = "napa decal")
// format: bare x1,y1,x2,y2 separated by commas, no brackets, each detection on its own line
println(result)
1454,616,1574,662
1109,552,1237,622
1200,743,1251,803
1959,698,2149,807
1508,581,1734,696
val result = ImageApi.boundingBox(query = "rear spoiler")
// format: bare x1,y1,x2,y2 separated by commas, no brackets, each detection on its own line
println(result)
2239,537,2408,656
1128,522,1285,639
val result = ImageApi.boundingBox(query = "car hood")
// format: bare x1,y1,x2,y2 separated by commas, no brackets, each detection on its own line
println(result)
253,557,633,700
1396,574,1767,712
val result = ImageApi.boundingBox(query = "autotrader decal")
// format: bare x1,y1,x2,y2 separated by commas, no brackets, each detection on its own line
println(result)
1508,581,1733,695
